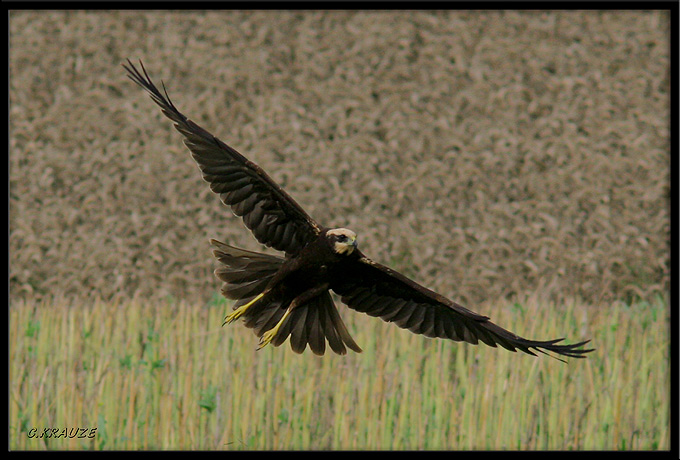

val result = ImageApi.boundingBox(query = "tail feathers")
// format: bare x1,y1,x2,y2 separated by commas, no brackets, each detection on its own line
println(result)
211,239,362,355
211,239,283,300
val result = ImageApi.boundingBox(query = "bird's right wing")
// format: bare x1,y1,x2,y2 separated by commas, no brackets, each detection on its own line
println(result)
124,60,322,256
332,253,594,360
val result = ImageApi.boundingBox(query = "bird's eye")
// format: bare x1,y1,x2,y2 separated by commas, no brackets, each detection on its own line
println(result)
337,235,347,242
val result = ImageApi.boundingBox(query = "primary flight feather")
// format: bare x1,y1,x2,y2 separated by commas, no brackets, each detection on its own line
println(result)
124,59,593,359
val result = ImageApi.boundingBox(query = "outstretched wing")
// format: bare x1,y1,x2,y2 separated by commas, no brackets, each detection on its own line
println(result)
332,253,593,360
124,60,322,256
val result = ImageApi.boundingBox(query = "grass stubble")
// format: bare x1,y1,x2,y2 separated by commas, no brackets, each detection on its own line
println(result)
9,294,669,450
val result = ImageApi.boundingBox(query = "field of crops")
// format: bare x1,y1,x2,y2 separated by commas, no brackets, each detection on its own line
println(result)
10,10,671,452
9,295,669,450
10,11,669,306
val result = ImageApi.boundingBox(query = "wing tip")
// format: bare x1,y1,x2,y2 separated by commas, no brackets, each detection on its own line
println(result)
530,338,595,362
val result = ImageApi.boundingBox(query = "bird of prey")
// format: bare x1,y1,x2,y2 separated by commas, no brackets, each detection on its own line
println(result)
124,60,593,359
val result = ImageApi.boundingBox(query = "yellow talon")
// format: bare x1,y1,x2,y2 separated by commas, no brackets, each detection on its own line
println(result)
257,308,292,350
258,329,277,350
223,293,264,325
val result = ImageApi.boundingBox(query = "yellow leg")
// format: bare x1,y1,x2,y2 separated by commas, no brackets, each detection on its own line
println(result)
223,293,264,326
257,308,293,350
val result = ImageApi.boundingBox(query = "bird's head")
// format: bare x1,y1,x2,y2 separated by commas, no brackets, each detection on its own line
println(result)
326,228,358,255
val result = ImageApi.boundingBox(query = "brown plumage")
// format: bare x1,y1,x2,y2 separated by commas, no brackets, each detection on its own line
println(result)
124,60,593,359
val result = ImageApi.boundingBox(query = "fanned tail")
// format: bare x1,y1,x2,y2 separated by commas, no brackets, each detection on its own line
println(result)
211,239,282,302
211,239,361,355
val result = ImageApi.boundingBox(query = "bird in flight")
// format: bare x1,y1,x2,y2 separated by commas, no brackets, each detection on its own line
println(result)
124,60,593,360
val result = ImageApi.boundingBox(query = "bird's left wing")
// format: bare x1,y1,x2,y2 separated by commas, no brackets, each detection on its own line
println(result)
331,253,593,360
124,60,322,256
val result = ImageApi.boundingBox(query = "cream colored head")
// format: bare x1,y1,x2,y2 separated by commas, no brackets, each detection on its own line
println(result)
327,228,358,255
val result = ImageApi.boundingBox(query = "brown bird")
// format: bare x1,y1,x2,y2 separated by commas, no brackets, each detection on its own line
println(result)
124,60,593,359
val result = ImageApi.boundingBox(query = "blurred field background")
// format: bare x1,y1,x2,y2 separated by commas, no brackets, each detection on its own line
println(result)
9,10,670,450
9,295,669,450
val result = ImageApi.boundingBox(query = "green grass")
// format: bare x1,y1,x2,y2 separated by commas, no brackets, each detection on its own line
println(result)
9,294,669,450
